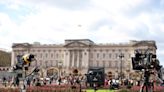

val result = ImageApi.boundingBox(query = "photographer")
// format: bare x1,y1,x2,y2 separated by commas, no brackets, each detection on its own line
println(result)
132,49,162,92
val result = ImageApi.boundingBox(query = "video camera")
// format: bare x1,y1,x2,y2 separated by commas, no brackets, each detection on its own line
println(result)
13,54,36,71
132,49,163,92
86,67,105,87
132,49,161,71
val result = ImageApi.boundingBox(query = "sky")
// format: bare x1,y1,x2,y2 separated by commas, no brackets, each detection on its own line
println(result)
0,0,164,65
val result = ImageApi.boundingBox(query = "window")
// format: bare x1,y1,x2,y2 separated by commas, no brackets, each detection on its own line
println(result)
50,60,53,66
51,53,53,58
109,54,111,58
129,54,131,58
45,61,48,68
97,53,99,58
45,53,48,58
103,53,105,58
97,61,99,67
115,61,118,67
115,53,118,58
48,50,51,52
35,54,37,58
103,61,105,67
109,61,111,67
56,60,58,66
40,61,42,66
54,52,56,58
106,49,109,52
122,61,125,68
90,53,93,58
40,53,42,58
56,54,58,58
89,60,93,67
80,52,83,58
59,54,61,58
62,54,64,58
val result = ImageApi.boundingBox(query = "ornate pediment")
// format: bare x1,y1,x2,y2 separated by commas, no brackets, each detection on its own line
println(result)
64,41,88,47
64,39,94,48
132,41,157,49
12,43,31,48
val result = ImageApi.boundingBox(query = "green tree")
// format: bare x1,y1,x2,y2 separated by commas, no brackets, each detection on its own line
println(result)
0,50,11,66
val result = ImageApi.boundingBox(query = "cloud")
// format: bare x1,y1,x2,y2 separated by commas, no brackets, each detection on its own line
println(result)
37,0,91,10
0,0,162,43
0,0,164,65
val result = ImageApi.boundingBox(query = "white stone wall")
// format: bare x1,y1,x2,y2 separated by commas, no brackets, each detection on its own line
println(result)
11,40,157,78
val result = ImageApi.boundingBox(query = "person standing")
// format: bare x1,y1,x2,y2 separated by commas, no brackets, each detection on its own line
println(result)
58,77,62,85
15,76,20,87
2,77,7,87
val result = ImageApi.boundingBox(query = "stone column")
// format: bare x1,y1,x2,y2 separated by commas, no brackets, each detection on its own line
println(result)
67,50,70,68
69,50,72,67
63,50,67,68
81,50,84,68
79,50,82,68
74,50,77,67
77,50,79,67
11,51,15,66
83,49,89,68
72,50,74,67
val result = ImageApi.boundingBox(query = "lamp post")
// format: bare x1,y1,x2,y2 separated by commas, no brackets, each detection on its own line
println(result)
58,60,63,77
119,53,124,84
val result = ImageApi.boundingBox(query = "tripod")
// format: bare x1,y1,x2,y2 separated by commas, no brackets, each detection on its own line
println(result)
140,69,154,92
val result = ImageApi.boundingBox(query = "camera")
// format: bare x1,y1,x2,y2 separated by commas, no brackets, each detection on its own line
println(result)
131,49,163,92
86,67,105,87
131,49,161,71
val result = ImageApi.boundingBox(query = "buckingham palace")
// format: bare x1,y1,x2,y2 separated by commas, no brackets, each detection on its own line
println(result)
11,39,157,79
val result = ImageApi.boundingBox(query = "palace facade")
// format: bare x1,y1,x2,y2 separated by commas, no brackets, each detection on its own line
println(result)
11,39,157,79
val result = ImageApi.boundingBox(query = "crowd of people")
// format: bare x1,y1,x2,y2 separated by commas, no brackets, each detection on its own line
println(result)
0,74,137,89
0,74,87,88
0,73,163,90
1,75,20,87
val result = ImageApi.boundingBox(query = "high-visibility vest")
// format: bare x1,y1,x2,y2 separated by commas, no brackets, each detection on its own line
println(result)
22,54,31,64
